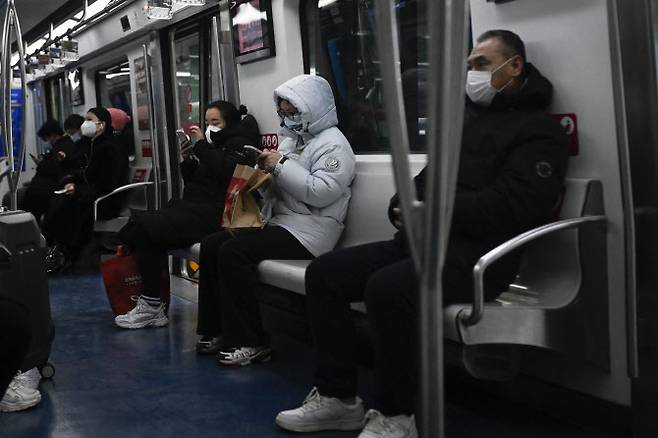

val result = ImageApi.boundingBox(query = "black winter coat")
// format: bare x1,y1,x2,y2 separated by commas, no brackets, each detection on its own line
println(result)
126,115,260,248
390,63,569,298
27,136,76,194
70,132,127,219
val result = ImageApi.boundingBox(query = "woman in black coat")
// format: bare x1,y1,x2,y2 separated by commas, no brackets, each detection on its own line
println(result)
42,107,127,269
115,101,260,329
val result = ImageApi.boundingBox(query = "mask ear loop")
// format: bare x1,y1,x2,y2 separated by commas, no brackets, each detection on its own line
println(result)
491,55,520,93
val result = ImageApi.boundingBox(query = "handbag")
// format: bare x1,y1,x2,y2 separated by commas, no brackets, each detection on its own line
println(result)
100,246,170,316
222,164,271,229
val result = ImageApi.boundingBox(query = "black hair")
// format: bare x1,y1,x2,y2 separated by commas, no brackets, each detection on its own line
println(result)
477,29,527,64
64,114,85,131
37,119,64,138
87,107,114,134
205,101,248,127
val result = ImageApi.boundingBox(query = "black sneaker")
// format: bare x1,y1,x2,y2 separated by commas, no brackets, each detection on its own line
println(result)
196,336,223,355
45,246,66,273
217,346,272,366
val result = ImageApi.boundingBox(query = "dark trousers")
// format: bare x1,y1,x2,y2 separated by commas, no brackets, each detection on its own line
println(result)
0,297,32,396
307,239,514,416
197,226,313,346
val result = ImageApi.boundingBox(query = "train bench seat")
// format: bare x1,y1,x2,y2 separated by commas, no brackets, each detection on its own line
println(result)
169,163,608,375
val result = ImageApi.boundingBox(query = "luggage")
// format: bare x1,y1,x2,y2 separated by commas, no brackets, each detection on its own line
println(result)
0,210,55,378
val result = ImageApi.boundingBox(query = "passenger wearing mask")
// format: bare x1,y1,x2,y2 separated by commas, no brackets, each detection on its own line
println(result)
9,120,75,224
193,75,355,365
61,114,88,174
114,102,260,329
276,30,569,438
42,107,126,271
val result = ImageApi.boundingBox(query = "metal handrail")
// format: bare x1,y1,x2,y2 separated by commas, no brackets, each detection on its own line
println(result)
1,0,28,210
212,16,225,100
93,181,154,221
460,215,607,327
69,0,89,23
143,44,162,210
373,0,424,275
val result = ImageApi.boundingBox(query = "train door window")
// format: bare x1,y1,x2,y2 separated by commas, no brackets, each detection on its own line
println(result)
45,75,65,123
302,0,428,153
96,59,134,155
173,32,202,132
96,60,133,116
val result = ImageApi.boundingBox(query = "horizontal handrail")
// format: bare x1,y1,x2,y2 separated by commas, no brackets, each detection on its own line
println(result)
93,181,153,221
460,215,607,327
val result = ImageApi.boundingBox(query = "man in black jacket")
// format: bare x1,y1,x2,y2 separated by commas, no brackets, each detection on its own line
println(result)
276,30,569,438
2,120,75,222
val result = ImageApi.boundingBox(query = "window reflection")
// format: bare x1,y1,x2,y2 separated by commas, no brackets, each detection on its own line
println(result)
305,0,428,153
175,33,201,134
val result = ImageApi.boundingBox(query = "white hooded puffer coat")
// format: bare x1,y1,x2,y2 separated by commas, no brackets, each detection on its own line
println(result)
262,74,356,257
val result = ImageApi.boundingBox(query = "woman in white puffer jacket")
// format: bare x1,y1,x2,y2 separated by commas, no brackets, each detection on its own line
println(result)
194,74,356,366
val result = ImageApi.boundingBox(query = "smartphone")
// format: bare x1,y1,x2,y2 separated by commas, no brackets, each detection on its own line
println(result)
176,129,191,147
53,188,68,195
243,145,262,155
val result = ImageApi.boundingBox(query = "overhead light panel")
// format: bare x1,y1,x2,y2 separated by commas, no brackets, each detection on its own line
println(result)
146,0,174,20
173,0,206,5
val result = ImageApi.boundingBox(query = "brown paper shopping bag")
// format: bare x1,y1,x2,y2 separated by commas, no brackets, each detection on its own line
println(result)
222,165,271,229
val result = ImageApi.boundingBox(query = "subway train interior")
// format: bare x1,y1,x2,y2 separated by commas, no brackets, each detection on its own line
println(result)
0,0,657,437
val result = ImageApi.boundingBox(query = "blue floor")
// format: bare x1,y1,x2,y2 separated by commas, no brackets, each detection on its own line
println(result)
0,273,603,437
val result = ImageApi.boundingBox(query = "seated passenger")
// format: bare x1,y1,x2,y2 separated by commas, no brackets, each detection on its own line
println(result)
42,107,126,271
114,102,260,329
193,75,356,363
275,30,569,438
10,120,75,223
60,114,88,174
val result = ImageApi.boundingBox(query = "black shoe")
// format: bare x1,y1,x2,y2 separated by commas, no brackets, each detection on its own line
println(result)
45,246,66,274
196,336,223,355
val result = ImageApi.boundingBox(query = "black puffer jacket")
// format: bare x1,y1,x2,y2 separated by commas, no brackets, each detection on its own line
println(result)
390,63,569,295
126,115,261,248
181,114,260,204
28,136,76,194
69,132,127,219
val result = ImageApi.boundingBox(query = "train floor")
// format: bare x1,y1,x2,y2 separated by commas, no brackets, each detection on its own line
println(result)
0,272,607,437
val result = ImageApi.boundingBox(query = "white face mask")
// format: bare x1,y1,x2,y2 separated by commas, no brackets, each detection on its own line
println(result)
80,120,98,138
70,133,82,143
283,116,303,131
205,125,222,143
465,57,516,107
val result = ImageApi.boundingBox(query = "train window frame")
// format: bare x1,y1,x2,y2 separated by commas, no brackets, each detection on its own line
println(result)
299,0,429,155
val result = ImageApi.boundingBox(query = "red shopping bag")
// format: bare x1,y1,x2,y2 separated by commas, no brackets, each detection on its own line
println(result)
100,246,170,316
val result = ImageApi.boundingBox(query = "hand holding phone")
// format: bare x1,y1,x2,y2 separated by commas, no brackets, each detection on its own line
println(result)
243,145,262,156
53,188,67,195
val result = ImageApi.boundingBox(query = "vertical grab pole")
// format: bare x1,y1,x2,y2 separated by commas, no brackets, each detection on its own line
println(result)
420,1,470,437
0,0,29,211
212,16,226,101
373,0,424,274
1,3,13,208
143,44,161,210
11,0,28,206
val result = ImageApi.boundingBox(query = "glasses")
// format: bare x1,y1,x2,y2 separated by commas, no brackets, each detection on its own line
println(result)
277,108,300,119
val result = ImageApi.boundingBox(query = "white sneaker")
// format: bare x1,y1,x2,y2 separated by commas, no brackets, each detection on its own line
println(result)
14,368,40,391
114,296,168,329
358,409,418,438
217,346,272,366
276,387,365,432
0,373,42,412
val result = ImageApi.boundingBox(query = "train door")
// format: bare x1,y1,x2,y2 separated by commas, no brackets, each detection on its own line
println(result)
613,1,658,436
166,10,239,279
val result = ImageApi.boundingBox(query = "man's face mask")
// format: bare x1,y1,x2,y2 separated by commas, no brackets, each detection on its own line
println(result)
465,56,516,107
70,132,82,143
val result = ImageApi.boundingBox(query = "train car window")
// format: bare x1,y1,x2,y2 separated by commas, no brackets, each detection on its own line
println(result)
45,76,64,123
96,60,133,116
302,0,428,154
174,33,202,132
